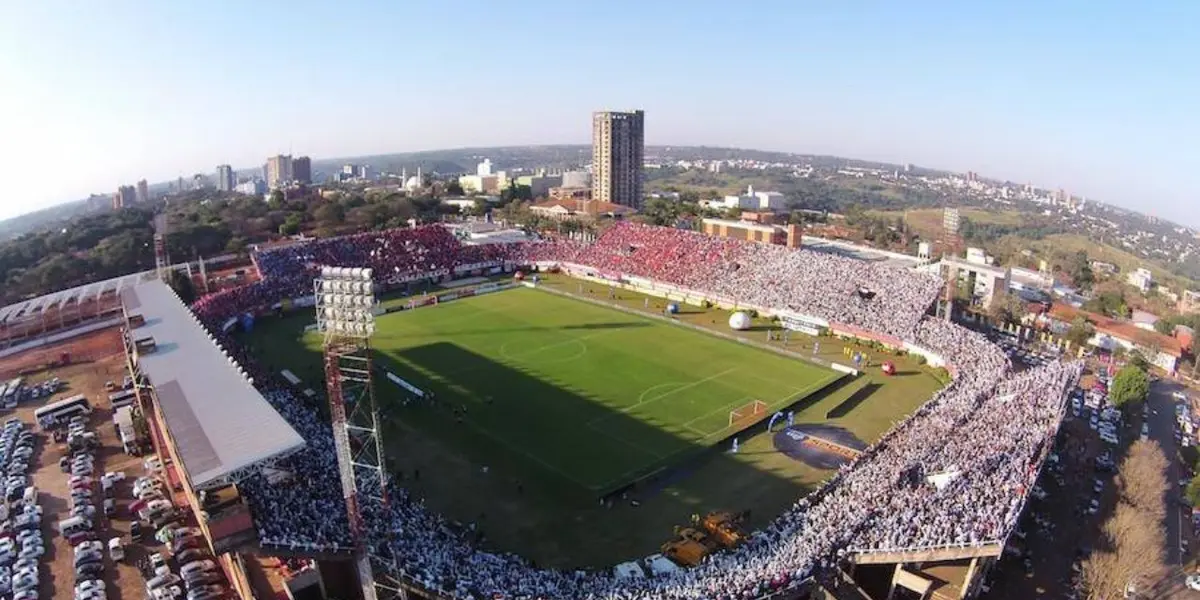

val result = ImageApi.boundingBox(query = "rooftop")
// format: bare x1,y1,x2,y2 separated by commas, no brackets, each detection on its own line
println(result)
802,236,927,270
531,197,638,216
122,280,304,489
0,271,154,324
1047,303,1183,357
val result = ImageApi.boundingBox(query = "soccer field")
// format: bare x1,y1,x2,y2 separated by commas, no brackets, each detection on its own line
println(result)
281,287,842,494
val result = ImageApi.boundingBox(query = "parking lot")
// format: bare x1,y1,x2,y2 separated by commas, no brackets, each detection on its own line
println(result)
4,352,152,600
0,326,235,600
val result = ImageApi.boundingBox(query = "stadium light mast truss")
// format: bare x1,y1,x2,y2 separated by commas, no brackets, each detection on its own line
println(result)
315,266,404,600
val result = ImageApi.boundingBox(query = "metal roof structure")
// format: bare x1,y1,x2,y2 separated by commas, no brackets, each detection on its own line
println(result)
800,236,927,270
121,279,304,489
0,271,152,325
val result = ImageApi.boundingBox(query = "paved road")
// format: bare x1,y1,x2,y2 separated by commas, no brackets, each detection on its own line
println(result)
1146,379,1188,567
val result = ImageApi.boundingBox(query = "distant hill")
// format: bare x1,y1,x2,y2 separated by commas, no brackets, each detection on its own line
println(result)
0,199,95,241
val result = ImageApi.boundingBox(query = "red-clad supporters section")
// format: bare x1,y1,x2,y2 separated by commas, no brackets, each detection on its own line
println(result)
184,223,1077,600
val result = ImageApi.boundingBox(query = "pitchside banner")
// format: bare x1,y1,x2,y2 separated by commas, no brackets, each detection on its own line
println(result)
386,371,425,398
780,314,826,336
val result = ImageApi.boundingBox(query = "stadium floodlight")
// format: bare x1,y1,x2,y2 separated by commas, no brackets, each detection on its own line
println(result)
315,266,376,339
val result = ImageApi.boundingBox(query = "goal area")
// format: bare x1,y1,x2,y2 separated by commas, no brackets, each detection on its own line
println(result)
729,400,769,428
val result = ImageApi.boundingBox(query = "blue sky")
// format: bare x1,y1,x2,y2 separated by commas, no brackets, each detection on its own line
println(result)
0,0,1197,227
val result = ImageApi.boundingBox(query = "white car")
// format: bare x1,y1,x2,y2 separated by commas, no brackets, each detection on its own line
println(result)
75,540,103,555
76,579,106,594
1187,574,1200,591
12,572,36,591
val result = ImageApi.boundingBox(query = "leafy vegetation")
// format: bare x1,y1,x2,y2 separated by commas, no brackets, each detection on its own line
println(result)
1154,312,1200,335
1109,364,1150,409
1064,317,1096,347
1082,440,1167,600
1082,284,1130,318
0,208,156,304
0,187,469,305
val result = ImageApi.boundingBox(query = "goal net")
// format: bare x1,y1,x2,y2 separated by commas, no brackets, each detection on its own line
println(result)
728,400,769,428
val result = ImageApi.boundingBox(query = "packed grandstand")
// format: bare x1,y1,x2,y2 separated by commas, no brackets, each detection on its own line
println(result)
187,222,1080,600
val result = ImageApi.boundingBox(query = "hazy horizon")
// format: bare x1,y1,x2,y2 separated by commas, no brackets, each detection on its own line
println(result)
1,0,1197,227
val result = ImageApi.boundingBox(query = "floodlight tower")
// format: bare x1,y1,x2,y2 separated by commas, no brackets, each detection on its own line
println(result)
315,266,398,600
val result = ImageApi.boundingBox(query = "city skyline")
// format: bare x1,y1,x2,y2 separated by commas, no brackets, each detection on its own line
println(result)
0,1,1197,227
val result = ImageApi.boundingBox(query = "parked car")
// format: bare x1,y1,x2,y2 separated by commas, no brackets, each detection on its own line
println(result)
76,561,104,579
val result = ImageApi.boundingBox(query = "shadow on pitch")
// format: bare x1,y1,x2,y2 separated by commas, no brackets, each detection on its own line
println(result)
825,382,881,419
375,340,816,567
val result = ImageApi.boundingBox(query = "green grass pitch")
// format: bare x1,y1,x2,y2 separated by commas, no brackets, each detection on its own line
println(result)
272,287,842,494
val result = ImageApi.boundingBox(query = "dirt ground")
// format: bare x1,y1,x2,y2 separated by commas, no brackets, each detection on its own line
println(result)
8,330,152,600
0,327,125,380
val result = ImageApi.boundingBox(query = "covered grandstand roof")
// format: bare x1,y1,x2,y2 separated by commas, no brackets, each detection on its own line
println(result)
0,271,153,324
800,236,927,269
121,279,304,489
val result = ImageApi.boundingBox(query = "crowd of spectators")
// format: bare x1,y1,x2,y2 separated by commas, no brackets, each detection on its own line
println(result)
517,222,944,339
180,222,1078,599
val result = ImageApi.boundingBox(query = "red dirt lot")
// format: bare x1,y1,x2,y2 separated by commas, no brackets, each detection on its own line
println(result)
7,333,149,600
0,327,126,380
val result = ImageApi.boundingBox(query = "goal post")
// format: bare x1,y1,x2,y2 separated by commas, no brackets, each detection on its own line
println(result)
729,400,769,427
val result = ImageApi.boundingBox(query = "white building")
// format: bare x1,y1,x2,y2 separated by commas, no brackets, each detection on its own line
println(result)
236,180,265,196
561,170,591,188
1127,267,1154,292
965,247,992,266
1009,266,1055,291
722,185,786,211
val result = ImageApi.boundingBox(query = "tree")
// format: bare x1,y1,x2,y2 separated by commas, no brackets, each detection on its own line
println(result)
1065,317,1096,347
1067,250,1095,290
1128,351,1150,372
556,219,583,236
470,198,490,217
641,197,680,227
267,189,285,210
278,214,303,236
500,182,533,203
313,202,346,227
164,269,197,304
1109,364,1150,408
225,237,247,254
1082,439,1168,599
988,293,1028,325
1186,474,1200,507
445,180,465,196
1118,440,1168,514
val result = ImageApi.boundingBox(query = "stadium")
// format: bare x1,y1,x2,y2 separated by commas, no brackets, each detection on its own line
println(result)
0,221,1079,600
